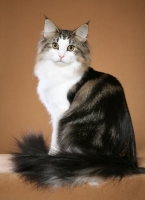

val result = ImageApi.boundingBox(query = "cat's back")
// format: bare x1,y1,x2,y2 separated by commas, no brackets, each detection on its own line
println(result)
59,67,129,153
86,67,122,89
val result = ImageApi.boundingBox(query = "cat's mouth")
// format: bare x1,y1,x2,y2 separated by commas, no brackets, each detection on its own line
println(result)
56,57,69,64
57,60,65,63
52,57,71,65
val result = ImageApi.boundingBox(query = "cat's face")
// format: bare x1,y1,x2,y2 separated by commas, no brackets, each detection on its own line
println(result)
46,37,76,65
37,19,90,67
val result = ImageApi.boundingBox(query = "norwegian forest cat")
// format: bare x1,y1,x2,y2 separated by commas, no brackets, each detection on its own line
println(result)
12,18,145,188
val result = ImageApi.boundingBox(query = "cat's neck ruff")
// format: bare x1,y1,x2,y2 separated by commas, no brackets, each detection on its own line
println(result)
34,59,85,83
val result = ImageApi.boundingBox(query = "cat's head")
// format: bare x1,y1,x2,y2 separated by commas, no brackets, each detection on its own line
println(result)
37,18,90,67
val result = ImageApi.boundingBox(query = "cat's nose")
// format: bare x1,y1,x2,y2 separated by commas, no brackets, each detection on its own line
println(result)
59,55,64,60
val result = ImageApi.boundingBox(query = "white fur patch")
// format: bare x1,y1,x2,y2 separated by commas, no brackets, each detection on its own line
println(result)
34,38,83,152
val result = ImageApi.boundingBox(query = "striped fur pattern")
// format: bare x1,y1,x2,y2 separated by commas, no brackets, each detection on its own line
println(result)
12,18,145,188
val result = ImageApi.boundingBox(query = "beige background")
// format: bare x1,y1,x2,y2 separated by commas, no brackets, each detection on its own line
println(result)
0,0,145,158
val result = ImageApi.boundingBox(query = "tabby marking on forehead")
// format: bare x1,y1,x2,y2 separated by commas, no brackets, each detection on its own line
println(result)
58,30,73,39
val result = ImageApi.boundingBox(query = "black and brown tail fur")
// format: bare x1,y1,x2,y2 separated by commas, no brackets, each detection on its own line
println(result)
12,133,145,188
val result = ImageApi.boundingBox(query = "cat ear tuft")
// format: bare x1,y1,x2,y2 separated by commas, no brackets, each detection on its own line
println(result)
74,24,88,42
43,19,59,38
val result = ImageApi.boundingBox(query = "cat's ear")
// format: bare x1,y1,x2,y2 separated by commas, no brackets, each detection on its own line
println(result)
74,24,88,42
43,19,59,38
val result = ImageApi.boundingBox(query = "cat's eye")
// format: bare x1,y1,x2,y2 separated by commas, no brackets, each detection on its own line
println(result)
52,42,59,49
67,45,75,52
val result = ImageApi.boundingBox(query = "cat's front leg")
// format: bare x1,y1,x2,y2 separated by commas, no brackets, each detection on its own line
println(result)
49,102,71,153
49,129,60,154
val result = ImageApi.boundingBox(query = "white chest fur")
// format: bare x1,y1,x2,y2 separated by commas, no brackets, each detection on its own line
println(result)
34,59,83,152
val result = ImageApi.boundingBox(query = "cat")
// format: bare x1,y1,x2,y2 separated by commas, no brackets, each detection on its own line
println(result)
12,17,145,188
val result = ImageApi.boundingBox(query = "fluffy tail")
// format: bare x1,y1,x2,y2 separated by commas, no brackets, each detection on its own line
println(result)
11,133,145,188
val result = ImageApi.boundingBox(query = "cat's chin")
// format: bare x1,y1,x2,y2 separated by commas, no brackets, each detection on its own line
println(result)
54,60,71,67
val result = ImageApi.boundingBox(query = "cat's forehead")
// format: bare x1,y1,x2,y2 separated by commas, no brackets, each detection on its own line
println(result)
52,30,75,44
58,30,72,39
